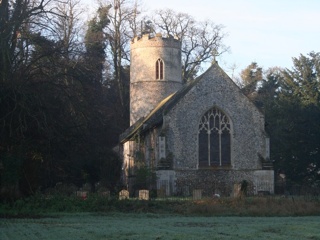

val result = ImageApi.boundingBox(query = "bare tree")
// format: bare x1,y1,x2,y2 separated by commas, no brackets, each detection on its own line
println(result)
151,9,229,82
227,63,243,88
50,0,85,59
151,9,193,38
100,0,143,109
0,0,58,83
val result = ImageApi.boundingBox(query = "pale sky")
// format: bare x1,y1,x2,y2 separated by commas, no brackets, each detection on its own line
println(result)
82,0,320,76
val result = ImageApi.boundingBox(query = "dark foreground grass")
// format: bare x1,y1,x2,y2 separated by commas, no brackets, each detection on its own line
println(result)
1,212,320,240
182,196,320,216
1,194,320,217
1,195,320,239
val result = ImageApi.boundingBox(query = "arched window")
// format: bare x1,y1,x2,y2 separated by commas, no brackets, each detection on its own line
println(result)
155,59,164,80
198,107,231,168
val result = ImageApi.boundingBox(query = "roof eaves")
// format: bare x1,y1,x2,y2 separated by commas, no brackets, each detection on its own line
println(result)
119,92,176,143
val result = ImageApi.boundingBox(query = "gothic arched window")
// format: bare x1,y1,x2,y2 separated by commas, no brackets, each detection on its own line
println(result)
198,107,231,168
155,59,164,80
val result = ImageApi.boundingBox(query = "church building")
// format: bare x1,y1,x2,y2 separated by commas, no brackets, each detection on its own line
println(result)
120,33,274,196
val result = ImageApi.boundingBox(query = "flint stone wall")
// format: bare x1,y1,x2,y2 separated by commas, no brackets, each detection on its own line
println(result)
175,169,274,196
130,34,182,124
164,64,267,171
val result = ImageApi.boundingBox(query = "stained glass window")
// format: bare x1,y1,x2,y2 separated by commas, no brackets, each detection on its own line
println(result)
198,107,231,167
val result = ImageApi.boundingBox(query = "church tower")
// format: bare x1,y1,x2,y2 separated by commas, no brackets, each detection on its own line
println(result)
130,33,182,125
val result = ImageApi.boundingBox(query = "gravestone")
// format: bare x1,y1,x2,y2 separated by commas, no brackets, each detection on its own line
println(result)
119,190,129,200
76,191,88,200
139,190,149,200
232,183,242,198
193,189,202,200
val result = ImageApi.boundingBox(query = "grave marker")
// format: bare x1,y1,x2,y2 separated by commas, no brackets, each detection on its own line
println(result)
119,190,129,200
139,190,149,200
193,189,202,200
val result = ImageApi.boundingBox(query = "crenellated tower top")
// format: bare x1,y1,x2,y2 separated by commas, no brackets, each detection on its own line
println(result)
131,33,181,49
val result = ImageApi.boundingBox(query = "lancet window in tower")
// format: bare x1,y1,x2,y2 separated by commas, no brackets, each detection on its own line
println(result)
156,59,164,80
198,107,231,168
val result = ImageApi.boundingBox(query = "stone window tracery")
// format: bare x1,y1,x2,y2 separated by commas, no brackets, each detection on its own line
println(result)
156,59,164,80
198,107,231,168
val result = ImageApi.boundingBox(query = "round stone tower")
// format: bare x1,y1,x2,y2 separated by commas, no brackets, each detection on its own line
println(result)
130,33,182,125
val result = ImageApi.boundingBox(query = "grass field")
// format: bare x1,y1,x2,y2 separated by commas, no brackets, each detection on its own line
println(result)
1,195,320,239
1,213,320,240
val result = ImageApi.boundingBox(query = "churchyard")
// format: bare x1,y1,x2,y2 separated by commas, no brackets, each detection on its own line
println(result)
1,190,320,240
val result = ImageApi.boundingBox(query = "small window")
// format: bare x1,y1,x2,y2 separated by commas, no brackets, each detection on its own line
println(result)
156,59,164,80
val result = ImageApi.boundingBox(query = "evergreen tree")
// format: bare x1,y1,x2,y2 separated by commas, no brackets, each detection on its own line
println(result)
282,52,320,107
84,5,111,84
256,53,320,186
0,1,122,199
240,62,263,86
